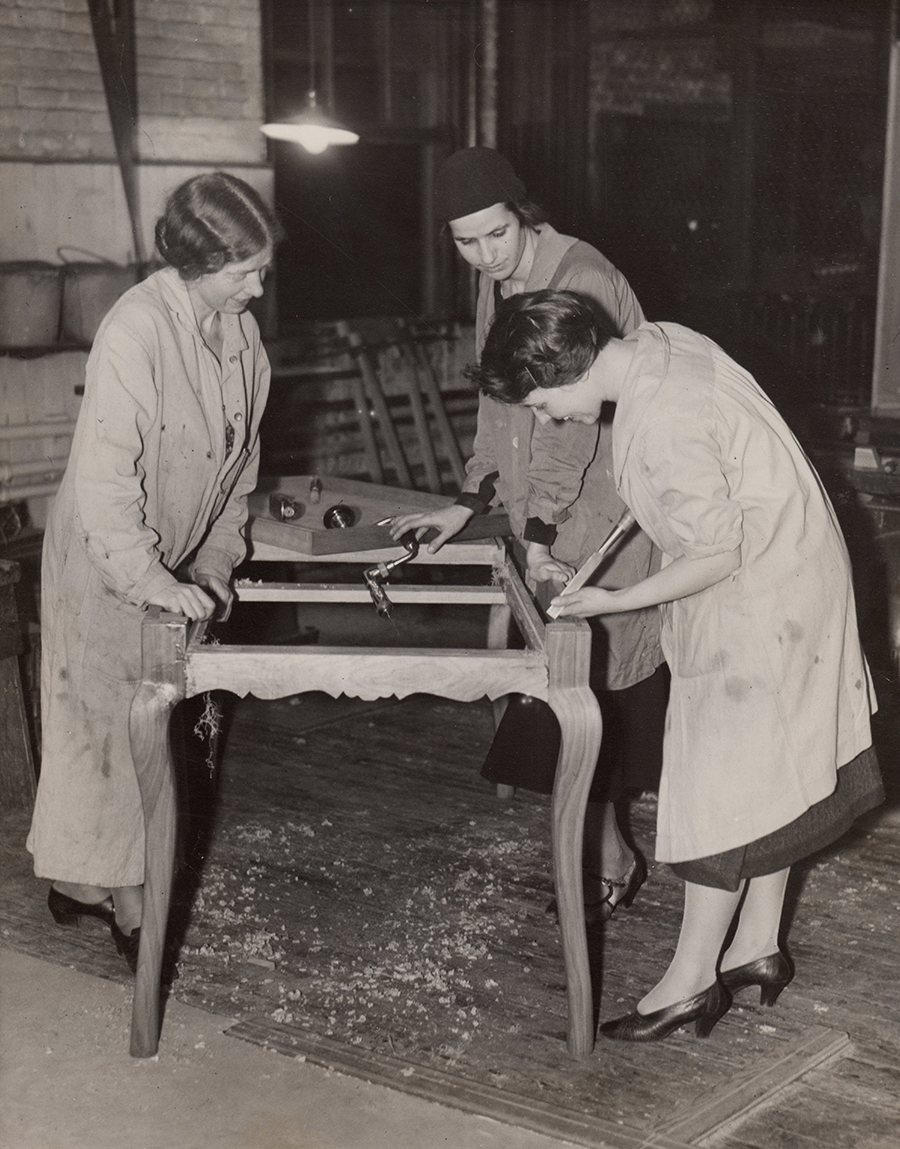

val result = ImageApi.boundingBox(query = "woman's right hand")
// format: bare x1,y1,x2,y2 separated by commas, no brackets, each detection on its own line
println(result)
387,504,474,553
549,586,622,618
147,582,217,621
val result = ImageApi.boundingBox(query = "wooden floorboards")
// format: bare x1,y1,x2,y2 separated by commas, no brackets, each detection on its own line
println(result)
3,685,900,1147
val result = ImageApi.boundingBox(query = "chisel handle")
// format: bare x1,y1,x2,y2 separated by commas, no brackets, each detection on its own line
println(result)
546,508,637,619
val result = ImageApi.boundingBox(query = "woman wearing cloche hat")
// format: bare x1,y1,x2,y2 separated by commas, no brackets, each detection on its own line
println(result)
391,147,668,926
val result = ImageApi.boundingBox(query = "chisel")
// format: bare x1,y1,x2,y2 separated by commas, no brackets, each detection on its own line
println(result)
546,508,637,619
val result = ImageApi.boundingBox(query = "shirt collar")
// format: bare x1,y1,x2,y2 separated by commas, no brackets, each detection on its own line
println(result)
155,265,250,354
612,323,670,485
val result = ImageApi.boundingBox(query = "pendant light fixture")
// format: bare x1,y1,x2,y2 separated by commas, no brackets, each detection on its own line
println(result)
261,0,359,154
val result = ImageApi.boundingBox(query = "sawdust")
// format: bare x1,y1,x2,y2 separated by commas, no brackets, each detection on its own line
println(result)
174,797,556,1064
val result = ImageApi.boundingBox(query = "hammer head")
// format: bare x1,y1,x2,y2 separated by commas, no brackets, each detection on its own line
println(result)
362,531,419,618
363,567,393,618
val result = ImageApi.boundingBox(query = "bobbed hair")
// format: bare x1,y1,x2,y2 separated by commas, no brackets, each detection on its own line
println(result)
442,198,548,240
508,198,548,229
464,289,617,404
154,172,284,279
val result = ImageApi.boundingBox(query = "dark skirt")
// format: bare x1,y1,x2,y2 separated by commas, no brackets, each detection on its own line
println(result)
480,663,668,804
670,745,884,891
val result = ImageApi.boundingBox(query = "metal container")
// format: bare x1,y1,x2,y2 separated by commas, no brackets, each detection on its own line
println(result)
60,258,140,345
0,262,62,348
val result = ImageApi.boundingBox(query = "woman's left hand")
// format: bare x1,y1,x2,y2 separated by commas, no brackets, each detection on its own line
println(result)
525,542,574,584
147,582,217,621
549,585,621,618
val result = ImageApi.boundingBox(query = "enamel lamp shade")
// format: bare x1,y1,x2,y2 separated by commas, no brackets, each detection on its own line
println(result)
262,90,359,155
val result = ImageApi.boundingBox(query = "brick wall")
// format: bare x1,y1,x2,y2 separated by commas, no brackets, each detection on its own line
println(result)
589,0,730,118
0,0,273,523
136,0,265,164
0,0,114,159
0,0,265,163
0,0,271,264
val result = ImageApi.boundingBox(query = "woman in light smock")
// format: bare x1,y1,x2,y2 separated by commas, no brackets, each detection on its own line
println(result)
468,289,883,1043
28,173,283,971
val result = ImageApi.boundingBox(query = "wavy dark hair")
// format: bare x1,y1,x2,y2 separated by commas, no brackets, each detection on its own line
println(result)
507,198,548,229
154,172,284,279
464,289,617,404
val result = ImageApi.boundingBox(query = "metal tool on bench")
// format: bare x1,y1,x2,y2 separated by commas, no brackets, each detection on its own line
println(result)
363,530,419,618
269,493,302,521
545,508,637,619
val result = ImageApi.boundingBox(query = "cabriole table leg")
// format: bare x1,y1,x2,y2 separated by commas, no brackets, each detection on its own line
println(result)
129,611,185,1058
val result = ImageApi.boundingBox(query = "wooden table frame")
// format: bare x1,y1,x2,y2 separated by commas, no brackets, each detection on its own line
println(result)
128,540,602,1060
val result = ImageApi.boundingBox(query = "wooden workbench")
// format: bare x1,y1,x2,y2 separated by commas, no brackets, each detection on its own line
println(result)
127,478,602,1061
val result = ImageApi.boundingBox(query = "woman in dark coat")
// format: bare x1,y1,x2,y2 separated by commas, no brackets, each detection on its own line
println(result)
390,149,667,923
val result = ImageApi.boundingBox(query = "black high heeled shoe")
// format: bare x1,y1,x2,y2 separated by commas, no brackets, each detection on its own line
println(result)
48,887,116,929
48,887,139,974
584,854,647,928
546,853,647,927
719,951,793,1006
599,980,732,1042
111,923,140,975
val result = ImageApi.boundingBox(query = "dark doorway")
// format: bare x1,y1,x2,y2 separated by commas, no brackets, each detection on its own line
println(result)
595,111,731,324
272,140,424,327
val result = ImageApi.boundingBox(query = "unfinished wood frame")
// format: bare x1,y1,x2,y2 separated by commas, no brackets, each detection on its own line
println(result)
128,545,602,1061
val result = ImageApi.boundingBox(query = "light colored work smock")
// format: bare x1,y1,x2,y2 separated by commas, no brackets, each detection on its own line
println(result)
612,323,875,862
461,223,662,688
28,267,270,886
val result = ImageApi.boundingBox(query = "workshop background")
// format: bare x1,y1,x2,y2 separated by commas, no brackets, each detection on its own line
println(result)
3,4,900,1149
0,0,890,512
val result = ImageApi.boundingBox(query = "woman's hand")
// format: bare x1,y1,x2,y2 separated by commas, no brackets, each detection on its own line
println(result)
387,505,474,553
550,586,621,618
551,547,742,618
525,542,574,584
195,574,234,621
147,582,217,621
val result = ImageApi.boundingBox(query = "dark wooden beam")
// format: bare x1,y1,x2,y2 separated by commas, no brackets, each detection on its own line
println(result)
86,0,145,263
